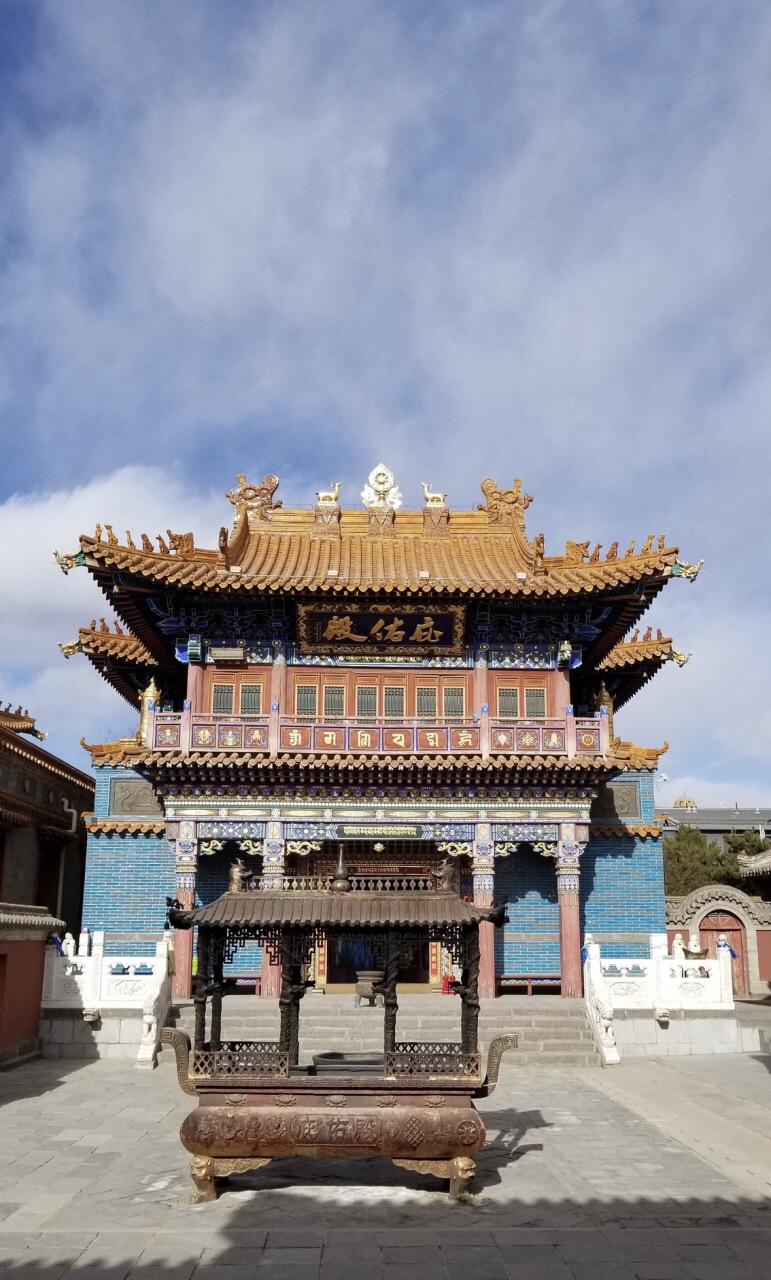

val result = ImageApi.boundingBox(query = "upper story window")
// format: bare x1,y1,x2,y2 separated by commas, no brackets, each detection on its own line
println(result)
212,684,234,715
443,686,464,719
323,685,345,718
383,686,405,718
416,686,437,719
524,687,546,718
356,685,377,718
239,684,262,715
296,684,318,717
497,687,519,720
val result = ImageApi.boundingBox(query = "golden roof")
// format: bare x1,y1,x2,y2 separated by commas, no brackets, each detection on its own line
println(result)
0,703,45,739
74,473,683,600
60,621,157,708
598,632,673,670
66,621,156,666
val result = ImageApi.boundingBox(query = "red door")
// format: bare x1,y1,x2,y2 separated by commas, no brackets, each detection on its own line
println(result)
699,911,748,997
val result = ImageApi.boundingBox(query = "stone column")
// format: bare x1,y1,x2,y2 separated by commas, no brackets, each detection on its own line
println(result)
472,823,496,998
556,823,583,999
172,820,197,1001
260,819,285,998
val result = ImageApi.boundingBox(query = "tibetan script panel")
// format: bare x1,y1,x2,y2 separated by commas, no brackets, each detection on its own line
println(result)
297,603,465,656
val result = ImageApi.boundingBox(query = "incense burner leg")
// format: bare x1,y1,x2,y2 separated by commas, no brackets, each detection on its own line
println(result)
189,1154,273,1203
448,1155,476,1202
392,1155,476,1203
190,1155,217,1203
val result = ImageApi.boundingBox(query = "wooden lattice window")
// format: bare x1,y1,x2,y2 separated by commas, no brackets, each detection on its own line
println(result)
443,686,464,719
296,685,318,717
497,687,519,720
416,687,437,719
323,685,345,718
240,684,262,714
384,686,405,718
356,686,377,718
524,687,546,718
212,684,234,715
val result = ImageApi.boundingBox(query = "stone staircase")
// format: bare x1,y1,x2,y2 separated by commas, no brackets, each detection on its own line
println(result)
164,994,600,1068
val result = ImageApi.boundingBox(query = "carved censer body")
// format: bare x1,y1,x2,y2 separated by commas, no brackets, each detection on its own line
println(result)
163,1028,514,1203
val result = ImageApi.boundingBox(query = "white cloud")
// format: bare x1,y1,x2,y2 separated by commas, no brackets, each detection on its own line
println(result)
0,2,770,796
0,466,226,764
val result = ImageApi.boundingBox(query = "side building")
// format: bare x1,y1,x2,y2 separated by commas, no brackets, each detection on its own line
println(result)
57,466,699,1001
0,704,94,1066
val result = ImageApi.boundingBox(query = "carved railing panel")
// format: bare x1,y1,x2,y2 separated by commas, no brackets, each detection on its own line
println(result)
191,1042,289,1078
385,1043,481,1079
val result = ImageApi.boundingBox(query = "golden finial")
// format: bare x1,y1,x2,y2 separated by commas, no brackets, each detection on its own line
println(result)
126,531,136,549
641,534,654,554
606,541,618,560
105,524,118,544
624,539,635,557
156,534,169,554
141,533,153,552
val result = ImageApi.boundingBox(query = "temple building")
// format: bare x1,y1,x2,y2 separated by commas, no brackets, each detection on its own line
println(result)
57,465,700,1002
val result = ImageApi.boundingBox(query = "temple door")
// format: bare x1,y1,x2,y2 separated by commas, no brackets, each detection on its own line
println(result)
699,911,748,997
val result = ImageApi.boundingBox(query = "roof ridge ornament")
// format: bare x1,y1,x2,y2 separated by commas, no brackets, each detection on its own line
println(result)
477,477,532,530
225,473,282,523
362,464,401,511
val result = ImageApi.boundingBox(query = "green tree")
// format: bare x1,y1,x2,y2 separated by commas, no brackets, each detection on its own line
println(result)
663,826,745,896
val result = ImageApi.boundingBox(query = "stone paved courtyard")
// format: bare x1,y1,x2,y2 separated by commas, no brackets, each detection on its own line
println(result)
0,1054,770,1279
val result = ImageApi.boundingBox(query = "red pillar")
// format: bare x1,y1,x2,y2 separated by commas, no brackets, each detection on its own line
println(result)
261,948,281,998
557,871,582,998
172,897,194,1001
478,920,496,999
473,823,496,998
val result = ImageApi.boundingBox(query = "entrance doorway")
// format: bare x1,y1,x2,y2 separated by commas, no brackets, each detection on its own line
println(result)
296,839,464,993
699,910,749,997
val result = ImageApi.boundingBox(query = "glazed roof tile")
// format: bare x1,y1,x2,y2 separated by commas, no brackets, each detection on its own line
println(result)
77,510,680,600
81,739,666,773
598,635,673,670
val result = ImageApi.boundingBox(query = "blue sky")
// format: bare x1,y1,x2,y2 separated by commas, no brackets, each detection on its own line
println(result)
1,0,769,805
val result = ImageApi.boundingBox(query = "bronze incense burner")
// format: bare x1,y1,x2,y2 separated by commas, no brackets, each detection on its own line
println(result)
165,850,514,1203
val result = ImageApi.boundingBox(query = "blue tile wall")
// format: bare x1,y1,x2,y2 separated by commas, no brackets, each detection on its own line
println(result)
494,772,666,969
197,852,262,975
82,832,174,955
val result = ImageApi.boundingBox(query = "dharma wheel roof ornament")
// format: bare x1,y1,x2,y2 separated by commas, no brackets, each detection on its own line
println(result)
362,464,402,511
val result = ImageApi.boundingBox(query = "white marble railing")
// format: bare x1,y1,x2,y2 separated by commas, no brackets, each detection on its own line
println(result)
41,931,172,1069
583,934,735,1066
582,943,621,1065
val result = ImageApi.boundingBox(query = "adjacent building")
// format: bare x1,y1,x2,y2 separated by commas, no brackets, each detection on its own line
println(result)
0,703,93,1065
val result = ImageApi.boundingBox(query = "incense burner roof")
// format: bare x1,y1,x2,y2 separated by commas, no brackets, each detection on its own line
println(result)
171,889,506,930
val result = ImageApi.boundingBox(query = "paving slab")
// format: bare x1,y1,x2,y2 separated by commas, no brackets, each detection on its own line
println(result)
0,1055,769,1278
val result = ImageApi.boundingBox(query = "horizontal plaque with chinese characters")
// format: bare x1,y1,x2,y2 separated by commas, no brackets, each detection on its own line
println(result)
297,603,465,655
